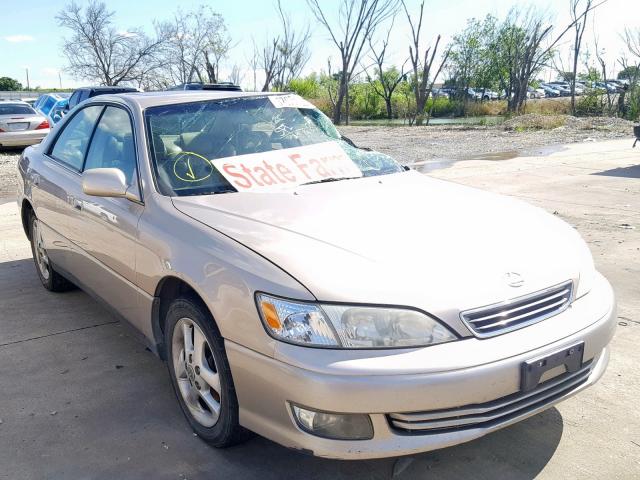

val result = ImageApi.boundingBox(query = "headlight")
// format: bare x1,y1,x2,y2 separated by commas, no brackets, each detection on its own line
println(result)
256,294,456,348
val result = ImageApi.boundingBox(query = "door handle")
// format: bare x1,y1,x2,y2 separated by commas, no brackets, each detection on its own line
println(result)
73,199,83,210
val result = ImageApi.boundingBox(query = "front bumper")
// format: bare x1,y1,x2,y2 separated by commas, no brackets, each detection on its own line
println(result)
0,129,49,147
227,273,616,459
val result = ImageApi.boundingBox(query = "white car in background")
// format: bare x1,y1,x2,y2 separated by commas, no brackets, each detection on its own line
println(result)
0,101,50,148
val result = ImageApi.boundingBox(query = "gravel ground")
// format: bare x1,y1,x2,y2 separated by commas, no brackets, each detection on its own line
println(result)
0,116,635,197
0,148,20,198
341,115,636,169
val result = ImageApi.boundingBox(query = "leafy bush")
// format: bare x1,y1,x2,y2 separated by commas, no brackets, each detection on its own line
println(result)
575,91,605,116
288,76,321,98
624,85,640,121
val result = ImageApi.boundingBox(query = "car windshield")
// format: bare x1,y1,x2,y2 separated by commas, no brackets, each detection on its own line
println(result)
144,95,403,196
0,104,36,115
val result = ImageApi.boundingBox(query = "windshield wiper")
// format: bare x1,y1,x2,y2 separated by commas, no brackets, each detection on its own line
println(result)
340,135,372,151
299,176,361,186
180,187,237,196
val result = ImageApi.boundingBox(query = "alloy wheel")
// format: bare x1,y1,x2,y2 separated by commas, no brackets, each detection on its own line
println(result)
172,317,222,427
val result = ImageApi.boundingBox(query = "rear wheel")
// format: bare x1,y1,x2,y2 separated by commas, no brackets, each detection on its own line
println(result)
29,213,74,292
165,295,250,447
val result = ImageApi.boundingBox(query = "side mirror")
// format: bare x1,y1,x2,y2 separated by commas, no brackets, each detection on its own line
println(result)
82,168,139,201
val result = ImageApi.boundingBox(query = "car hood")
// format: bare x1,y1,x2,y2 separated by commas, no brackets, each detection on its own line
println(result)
172,171,590,332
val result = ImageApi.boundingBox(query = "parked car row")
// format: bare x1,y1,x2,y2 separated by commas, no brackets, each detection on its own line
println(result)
5,83,243,148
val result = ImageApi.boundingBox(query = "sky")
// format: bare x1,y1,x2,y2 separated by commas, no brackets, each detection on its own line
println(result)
1,0,639,90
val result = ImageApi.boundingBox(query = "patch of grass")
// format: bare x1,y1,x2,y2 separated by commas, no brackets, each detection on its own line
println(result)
466,100,507,116
524,98,571,115
503,114,568,131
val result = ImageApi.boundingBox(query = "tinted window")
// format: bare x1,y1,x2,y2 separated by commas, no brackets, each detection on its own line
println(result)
0,104,36,115
84,107,138,191
41,97,57,115
50,106,103,170
68,91,81,109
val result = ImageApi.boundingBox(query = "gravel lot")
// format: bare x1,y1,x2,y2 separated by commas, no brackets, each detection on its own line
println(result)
341,116,636,168
0,148,20,198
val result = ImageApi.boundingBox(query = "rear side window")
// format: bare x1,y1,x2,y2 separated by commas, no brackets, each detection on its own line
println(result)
41,97,57,114
50,106,103,170
84,106,139,192
0,104,36,115
68,91,81,109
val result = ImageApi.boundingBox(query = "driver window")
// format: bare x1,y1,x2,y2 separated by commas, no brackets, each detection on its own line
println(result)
84,106,139,196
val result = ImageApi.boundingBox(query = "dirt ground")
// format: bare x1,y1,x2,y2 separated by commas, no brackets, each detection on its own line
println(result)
340,116,635,167
0,135,639,479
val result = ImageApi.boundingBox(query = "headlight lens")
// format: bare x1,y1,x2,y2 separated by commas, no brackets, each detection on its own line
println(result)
257,294,456,348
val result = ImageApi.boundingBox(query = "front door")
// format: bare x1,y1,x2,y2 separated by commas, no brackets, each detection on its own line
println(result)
67,106,146,329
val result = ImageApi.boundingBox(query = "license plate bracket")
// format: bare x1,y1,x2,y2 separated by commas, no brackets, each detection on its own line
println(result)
520,341,584,392
8,122,29,131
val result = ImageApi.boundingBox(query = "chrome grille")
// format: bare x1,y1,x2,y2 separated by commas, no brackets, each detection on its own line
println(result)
388,361,591,434
461,281,573,338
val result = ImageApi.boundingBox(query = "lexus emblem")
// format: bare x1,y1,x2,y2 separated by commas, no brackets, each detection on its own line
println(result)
504,272,524,287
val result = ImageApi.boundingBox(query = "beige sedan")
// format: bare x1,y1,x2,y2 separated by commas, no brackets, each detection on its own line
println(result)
16,91,616,459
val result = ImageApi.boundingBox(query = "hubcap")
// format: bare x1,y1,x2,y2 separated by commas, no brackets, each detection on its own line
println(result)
32,219,50,281
172,318,222,427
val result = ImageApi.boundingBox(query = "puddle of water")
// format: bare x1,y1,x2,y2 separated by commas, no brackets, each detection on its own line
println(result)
468,151,519,161
412,151,518,172
411,143,568,173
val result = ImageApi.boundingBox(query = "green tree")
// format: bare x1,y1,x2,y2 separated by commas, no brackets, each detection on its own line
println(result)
448,15,500,106
0,77,23,91
618,66,640,81
579,67,601,82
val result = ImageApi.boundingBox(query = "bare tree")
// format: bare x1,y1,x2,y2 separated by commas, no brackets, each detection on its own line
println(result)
228,64,244,86
366,20,407,119
57,0,168,86
402,1,450,125
272,0,311,89
499,2,603,114
307,0,399,124
259,37,283,91
256,0,311,92
203,30,233,83
247,41,260,91
159,6,230,86
594,35,614,114
569,0,593,115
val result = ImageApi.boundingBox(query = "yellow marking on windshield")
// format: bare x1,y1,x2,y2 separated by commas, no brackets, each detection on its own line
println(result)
171,151,213,182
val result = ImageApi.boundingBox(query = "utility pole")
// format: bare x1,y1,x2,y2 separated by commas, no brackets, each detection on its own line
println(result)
25,68,30,91
59,72,62,89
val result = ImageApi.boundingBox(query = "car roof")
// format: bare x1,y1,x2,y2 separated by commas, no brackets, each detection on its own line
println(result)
80,86,138,91
90,90,289,110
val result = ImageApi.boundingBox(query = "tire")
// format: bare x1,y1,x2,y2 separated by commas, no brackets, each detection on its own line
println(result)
29,213,75,292
165,295,251,447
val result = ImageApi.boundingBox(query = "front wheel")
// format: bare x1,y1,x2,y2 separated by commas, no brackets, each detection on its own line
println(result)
165,295,250,447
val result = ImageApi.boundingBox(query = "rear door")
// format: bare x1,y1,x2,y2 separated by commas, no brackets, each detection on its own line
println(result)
34,105,104,270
